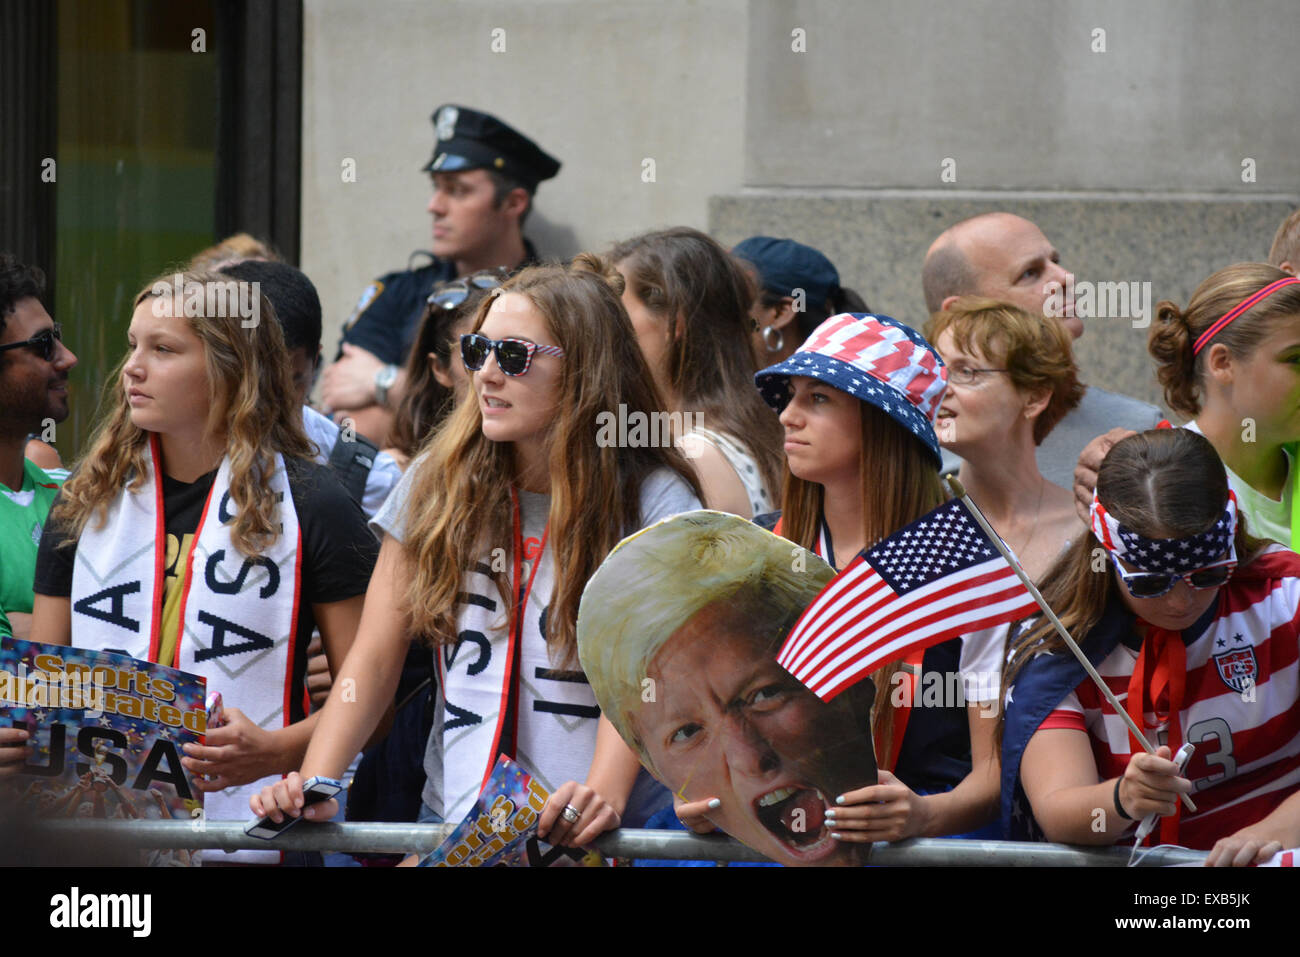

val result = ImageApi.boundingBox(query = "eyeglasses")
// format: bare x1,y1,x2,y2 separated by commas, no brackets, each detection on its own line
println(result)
428,269,510,311
460,333,565,377
1109,542,1237,599
0,323,63,362
946,365,1008,387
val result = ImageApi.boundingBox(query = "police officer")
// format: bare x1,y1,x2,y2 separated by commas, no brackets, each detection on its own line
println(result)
321,104,561,443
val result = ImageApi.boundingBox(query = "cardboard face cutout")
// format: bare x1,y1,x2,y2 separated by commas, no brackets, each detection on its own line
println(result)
577,510,878,866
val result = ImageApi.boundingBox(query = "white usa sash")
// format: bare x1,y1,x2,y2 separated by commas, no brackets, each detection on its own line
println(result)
428,497,601,822
71,436,301,863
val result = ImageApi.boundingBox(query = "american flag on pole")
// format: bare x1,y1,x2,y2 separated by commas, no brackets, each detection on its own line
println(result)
778,497,1040,702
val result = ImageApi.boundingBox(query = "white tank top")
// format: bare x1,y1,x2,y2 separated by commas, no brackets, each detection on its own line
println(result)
688,426,774,517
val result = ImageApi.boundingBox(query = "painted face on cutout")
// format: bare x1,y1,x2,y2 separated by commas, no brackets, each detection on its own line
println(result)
631,602,877,867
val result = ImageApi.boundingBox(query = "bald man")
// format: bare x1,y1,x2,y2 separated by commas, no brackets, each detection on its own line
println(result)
921,212,1162,488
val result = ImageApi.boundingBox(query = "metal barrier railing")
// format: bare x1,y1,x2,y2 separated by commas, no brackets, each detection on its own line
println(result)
38,820,1208,866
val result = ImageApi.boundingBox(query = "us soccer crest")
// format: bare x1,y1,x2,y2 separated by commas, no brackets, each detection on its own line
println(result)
1214,647,1257,694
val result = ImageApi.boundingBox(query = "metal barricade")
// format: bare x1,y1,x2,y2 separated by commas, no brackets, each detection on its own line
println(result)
37,820,1207,866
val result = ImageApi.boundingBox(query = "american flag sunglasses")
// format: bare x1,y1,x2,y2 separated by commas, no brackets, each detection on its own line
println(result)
460,332,565,377
1109,541,1237,599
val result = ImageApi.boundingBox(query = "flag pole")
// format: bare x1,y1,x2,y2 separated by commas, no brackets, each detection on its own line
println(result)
944,476,1196,813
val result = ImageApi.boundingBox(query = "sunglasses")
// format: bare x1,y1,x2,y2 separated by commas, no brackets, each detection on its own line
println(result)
428,269,510,311
460,333,565,377
1109,542,1237,599
0,323,62,362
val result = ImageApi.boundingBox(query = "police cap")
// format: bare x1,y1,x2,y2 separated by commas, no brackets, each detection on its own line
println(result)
422,104,561,189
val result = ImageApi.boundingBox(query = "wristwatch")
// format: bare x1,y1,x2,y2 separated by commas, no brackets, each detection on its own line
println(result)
373,363,399,407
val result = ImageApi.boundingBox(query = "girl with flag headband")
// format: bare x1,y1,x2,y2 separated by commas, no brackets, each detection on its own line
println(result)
1002,429,1300,865
252,256,703,852
29,268,377,863
743,312,1003,843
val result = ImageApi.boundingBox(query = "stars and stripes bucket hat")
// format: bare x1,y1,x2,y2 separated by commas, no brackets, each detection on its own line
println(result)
755,313,948,468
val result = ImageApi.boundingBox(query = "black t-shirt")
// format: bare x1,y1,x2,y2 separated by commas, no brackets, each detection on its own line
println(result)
35,457,378,723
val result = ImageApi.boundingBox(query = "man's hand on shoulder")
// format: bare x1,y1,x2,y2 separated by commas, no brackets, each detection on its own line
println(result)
1073,427,1137,523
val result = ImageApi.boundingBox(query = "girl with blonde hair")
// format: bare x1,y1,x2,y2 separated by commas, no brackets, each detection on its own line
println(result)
31,268,376,862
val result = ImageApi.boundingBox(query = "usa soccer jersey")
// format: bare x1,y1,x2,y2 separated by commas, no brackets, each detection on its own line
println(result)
1010,545,1300,849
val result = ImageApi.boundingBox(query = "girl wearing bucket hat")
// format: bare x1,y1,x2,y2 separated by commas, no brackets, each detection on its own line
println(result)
745,312,1003,842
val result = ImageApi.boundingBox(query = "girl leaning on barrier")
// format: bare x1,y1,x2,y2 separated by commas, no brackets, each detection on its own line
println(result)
251,255,703,856
28,268,377,862
1003,428,1300,866
745,313,1006,843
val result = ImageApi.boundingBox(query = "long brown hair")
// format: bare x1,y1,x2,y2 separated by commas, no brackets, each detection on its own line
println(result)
1149,262,1300,418
387,285,489,461
1003,429,1268,705
779,400,946,770
399,254,704,665
610,227,785,501
53,268,316,557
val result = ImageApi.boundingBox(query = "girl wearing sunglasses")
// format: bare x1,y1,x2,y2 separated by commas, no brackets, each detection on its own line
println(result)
253,256,703,852
29,268,377,863
1003,428,1300,866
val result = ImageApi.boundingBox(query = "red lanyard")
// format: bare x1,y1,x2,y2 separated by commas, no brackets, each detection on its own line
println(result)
1127,622,1187,845
491,487,551,772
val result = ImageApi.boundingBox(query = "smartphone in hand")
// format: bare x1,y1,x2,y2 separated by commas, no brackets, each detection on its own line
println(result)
244,776,343,840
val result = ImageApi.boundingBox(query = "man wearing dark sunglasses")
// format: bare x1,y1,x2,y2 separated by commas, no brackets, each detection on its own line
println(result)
0,254,77,644
322,104,561,445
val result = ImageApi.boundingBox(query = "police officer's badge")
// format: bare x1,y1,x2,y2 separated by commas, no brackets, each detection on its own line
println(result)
1213,646,1258,694
343,281,385,332
435,106,458,143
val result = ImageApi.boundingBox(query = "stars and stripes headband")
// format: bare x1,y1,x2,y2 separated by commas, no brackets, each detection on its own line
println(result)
1192,276,1300,355
1089,490,1237,575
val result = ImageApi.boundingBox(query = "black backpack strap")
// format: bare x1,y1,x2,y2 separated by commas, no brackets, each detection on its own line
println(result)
327,431,380,507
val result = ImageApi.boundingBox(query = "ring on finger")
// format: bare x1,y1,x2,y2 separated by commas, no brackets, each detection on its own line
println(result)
561,804,581,824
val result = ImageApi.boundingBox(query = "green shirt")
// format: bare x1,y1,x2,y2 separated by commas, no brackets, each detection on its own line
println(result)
0,459,66,637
